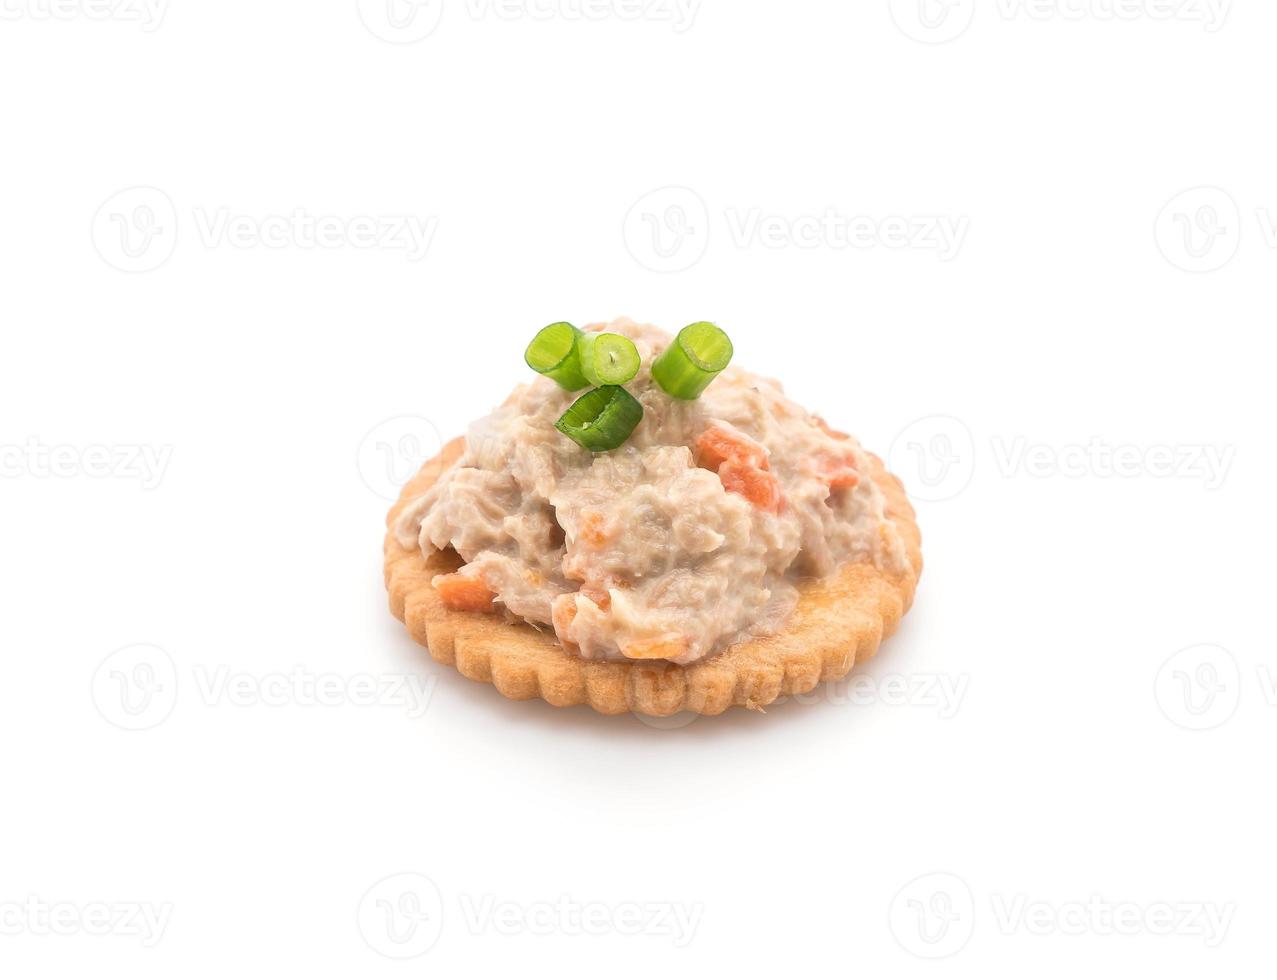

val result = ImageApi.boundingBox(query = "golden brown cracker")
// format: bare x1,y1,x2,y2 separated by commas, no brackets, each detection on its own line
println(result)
384,438,922,716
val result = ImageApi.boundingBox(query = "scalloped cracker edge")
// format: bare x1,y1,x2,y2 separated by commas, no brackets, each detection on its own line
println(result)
384,438,922,716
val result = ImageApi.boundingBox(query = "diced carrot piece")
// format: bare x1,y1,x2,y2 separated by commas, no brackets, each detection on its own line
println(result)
552,592,576,629
818,455,861,491
696,425,768,472
577,510,609,547
550,594,580,653
622,636,689,661
580,585,611,611
434,573,495,613
718,457,784,514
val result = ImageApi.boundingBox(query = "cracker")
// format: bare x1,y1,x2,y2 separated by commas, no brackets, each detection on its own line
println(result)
384,438,922,716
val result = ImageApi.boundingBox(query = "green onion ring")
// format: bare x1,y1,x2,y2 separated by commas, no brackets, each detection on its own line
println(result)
577,332,641,387
650,321,733,400
524,322,590,391
554,386,644,452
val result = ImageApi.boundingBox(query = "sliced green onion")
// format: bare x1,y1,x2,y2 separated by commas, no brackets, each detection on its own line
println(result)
555,386,644,452
524,322,589,391
577,332,640,387
651,321,733,400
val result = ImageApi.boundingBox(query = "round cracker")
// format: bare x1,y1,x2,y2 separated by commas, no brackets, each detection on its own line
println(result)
383,438,922,716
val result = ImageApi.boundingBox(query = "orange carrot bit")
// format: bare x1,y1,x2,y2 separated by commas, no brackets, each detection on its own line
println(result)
580,585,612,611
718,456,784,514
815,416,852,441
818,454,861,491
433,573,495,613
695,425,768,473
577,509,609,547
551,592,578,639
622,635,689,661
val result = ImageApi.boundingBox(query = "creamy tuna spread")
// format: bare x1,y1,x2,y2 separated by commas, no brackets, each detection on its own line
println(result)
393,319,908,667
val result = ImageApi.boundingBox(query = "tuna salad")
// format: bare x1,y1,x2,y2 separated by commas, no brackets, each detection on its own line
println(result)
393,318,908,667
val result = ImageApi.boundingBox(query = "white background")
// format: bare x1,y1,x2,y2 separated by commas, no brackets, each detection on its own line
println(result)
1,1,1272,976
